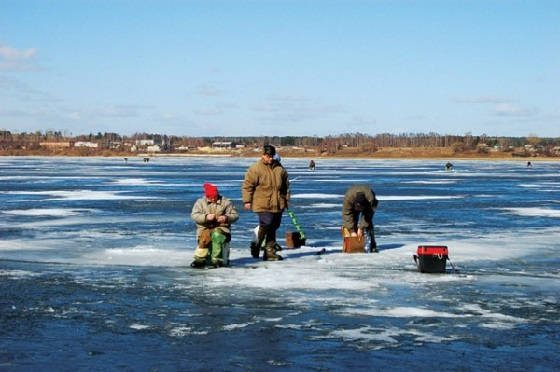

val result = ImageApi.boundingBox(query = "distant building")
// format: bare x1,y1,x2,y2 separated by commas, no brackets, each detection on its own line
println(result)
74,141,98,148
212,142,236,149
136,139,155,146
40,142,71,148
175,145,195,151
146,145,161,153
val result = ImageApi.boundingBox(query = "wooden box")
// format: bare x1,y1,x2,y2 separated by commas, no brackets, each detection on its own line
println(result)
285,231,305,248
342,236,365,253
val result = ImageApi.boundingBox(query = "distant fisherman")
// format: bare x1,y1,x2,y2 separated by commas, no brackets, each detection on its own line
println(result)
190,183,239,268
342,184,379,253
242,145,290,261
309,160,316,171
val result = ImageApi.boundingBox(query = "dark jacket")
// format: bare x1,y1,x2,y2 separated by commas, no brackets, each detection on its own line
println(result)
342,184,378,231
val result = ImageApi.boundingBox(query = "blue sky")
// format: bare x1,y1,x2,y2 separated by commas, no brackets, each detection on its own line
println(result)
1,0,558,137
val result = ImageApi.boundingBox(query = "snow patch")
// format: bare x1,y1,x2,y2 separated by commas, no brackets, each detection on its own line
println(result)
2,208,95,217
500,207,560,218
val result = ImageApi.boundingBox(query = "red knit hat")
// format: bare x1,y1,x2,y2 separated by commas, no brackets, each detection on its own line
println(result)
203,183,218,198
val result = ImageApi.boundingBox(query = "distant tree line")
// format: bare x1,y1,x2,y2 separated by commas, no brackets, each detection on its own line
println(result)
1,130,559,156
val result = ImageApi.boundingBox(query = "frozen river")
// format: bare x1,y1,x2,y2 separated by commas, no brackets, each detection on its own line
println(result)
1,157,559,370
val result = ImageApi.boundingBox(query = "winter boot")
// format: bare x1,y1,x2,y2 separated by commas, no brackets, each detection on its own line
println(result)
250,241,260,259
263,241,283,261
252,226,268,259
190,259,205,269
367,228,378,253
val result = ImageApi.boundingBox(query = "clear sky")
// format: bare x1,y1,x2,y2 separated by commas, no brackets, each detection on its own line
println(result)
1,0,558,137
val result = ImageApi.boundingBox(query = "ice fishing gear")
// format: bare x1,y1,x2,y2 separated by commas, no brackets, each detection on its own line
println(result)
413,245,453,273
249,225,282,258
249,225,264,258
285,209,306,248
341,227,366,253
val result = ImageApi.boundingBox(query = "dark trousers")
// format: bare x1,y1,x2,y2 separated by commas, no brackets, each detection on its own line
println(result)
257,212,283,246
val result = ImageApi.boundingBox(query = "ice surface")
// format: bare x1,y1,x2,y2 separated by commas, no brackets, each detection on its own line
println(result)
1,157,558,369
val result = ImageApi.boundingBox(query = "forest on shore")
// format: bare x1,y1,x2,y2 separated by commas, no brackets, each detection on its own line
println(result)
1,130,559,159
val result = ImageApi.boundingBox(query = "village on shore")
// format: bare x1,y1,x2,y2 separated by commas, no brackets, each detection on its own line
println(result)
1,130,560,159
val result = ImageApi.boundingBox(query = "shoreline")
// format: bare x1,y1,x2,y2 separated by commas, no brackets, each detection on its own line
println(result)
2,145,558,161
1,153,558,161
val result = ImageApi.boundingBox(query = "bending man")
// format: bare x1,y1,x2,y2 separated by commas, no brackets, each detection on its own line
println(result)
342,184,379,253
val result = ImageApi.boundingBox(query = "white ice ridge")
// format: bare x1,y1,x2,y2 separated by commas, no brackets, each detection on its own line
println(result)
112,178,157,185
110,178,202,187
401,180,457,184
320,325,458,347
338,306,468,318
0,269,40,279
293,194,462,201
2,208,95,217
379,195,462,201
500,207,560,218
310,203,340,208
83,245,193,266
291,193,343,199
2,190,158,200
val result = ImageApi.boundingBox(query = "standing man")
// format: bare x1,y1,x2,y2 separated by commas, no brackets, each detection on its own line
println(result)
342,184,379,253
242,145,290,261
191,183,239,268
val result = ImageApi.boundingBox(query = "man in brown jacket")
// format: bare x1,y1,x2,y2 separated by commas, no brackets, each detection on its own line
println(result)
342,184,379,252
242,145,290,261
